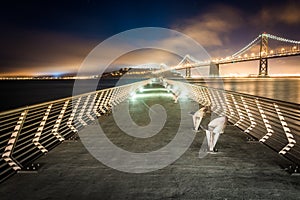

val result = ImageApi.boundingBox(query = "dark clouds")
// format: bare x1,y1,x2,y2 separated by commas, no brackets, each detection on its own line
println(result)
0,0,299,76
174,1,300,56
252,1,300,26
0,29,98,75
173,4,244,47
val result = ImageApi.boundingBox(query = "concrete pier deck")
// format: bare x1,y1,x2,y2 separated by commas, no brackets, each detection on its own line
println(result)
0,85,299,199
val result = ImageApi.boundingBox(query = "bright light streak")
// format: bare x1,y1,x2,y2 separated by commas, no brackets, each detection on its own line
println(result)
138,87,144,93
131,93,173,99
130,91,136,100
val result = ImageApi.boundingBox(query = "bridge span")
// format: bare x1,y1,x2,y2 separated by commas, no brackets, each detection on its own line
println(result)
152,33,300,77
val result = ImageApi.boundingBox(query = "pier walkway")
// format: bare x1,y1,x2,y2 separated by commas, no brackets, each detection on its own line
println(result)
0,84,299,199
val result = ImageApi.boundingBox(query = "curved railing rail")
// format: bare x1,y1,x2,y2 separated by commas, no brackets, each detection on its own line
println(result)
0,79,150,182
166,79,300,167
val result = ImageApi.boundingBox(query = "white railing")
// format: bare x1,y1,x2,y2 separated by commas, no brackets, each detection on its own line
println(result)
0,79,150,182
165,79,300,166
1,78,299,182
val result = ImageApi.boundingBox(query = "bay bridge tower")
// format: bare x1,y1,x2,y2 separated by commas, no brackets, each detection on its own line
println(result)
259,33,269,77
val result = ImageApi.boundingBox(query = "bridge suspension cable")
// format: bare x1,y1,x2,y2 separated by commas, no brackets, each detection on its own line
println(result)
266,34,300,44
231,35,261,58
150,33,300,76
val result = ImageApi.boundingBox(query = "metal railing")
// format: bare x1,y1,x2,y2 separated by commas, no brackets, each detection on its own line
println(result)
0,79,150,182
1,77,299,182
166,79,300,166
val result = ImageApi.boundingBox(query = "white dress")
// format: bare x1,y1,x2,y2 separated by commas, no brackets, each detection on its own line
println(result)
208,116,227,134
206,116,227,151
192,107,206,131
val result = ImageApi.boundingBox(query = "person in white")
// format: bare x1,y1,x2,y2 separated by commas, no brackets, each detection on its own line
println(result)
192,106,208,131
205,116,228,152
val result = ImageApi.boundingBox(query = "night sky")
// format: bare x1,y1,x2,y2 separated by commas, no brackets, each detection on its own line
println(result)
1,0,300,76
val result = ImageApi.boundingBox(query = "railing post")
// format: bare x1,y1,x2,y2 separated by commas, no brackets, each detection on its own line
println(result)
191,86,203,105
119,88,128,102
86,94,97,121
99,91,109,114
216,90,227,116
51,100,69,142
201,88,211,106
110,88,119,106
192,87,200,103
93,92,103,117
232,95,244,127
224,94,235,120
2,110,28,170
33,104,53,153
255,99,274,142
208,90,218,112
104,89,113,112
242,97,256,134
274,103,296,154
78,94,91,126
67,97,81,133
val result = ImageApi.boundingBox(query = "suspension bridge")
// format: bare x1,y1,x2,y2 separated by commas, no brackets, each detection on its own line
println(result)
153,33,300,77
0,33,299,199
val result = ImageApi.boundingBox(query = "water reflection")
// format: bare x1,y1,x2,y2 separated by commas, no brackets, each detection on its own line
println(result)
196,78,300,104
